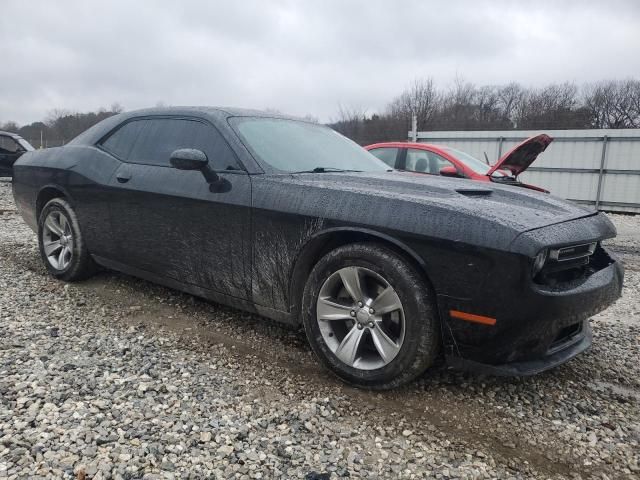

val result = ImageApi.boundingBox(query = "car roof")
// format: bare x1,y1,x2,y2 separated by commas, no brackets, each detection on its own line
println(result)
120,106,303,122
68,106,311,146
0,130,24,139
365,141,447,151
365,142,442,149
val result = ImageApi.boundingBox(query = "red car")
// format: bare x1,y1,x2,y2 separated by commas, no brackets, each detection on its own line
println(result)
365,134,553,193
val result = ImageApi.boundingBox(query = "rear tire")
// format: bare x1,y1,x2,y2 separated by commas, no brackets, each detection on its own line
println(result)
38,198,97,281
301,242,439,389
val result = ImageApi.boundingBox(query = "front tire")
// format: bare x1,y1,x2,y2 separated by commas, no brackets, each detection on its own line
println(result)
302,243,439,389
38,198,97,281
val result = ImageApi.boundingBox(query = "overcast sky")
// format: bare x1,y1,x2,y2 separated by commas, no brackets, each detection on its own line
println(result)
1,0,639,125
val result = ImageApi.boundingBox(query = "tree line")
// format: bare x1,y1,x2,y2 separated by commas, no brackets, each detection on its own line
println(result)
2,78,639,148
0,104,124,148
331,78,640,145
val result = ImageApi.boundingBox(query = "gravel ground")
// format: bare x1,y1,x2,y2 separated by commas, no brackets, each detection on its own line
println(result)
0,178,638,479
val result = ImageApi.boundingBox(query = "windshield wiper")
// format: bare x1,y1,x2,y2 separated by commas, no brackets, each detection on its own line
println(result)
289,167,363,174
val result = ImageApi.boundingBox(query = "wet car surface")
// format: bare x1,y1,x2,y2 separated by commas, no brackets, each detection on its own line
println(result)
11,107,623,388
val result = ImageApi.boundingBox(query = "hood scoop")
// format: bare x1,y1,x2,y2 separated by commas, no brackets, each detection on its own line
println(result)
455,187,493,197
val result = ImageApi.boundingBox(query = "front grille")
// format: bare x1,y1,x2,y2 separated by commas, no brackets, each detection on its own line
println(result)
548,322,583,354
534,243,613,286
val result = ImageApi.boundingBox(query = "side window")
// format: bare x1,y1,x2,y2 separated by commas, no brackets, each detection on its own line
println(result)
0,135,22,154
100,121,146,160
405,149,456,175
368,147,398,168
128,118,240,170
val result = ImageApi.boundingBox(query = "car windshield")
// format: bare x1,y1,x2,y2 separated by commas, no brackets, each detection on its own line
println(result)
18,138,35,151
231,117,390,173
441,146,507,177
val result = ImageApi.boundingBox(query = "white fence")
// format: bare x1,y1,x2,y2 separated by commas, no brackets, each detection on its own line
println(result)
412,129,640,214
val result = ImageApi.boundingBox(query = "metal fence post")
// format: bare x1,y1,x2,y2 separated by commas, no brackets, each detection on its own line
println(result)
411,114,417,142
497,136,504,159
595,135,608,210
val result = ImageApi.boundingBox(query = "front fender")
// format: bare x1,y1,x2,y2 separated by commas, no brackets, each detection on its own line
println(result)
287,225,433,323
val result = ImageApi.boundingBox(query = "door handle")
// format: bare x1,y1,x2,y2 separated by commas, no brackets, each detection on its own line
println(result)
116,173,131,183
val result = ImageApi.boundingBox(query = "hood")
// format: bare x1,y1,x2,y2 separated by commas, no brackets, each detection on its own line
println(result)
487,134,553,177
264,171,595,239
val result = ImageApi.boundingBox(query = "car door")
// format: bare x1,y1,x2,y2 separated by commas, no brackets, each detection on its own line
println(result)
405,148,457,175
367,147,401,169
103,116,252,300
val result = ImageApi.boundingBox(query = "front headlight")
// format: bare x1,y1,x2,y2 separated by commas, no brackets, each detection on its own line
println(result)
532,249,548,277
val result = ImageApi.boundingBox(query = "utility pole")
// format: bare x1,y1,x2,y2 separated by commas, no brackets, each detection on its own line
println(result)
411,113,417,142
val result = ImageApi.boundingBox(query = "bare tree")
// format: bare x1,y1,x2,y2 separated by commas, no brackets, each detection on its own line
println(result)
475,86,501,124
435,78,511,130
330,77,640,144
387,78,439,130
38,105,125,145
583,79,640,128
515,82,588,129
331,104,368,141
497,83,525,128
0,121,20,132
629,80,640,127
110,102,124,114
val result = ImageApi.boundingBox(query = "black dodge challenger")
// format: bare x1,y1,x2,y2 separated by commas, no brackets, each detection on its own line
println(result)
12,107,624,389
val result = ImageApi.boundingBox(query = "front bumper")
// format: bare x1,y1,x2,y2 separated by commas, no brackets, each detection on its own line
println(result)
446,319,592,376
439,254,623,376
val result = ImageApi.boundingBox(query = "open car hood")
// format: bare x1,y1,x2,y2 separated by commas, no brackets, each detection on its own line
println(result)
487,134,553,177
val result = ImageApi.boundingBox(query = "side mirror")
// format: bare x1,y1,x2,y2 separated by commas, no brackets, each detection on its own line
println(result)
439,165,460,178
170,148,208,170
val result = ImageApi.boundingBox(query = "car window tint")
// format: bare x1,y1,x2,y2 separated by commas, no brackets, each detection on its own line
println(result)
406,148,455,175
368,147,398,168
0,135,22,154
100,121,146,160
128,118,240,170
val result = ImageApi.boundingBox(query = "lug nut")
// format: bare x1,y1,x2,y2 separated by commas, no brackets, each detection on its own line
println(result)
368,321,375,328
358,301,363,308
368,308,374,314
357,323,364,330
350,310,355,317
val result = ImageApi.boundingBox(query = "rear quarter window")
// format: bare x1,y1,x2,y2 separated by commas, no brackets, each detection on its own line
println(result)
100,121,146,160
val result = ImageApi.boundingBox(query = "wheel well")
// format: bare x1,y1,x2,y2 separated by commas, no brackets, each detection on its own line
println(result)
288,230,433,324
36,187,67,219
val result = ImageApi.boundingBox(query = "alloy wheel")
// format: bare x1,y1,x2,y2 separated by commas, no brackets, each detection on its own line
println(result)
42,211,73,270
316,266,405,370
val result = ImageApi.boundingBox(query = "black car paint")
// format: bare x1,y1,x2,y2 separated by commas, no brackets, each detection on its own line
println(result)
11,107,624,374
